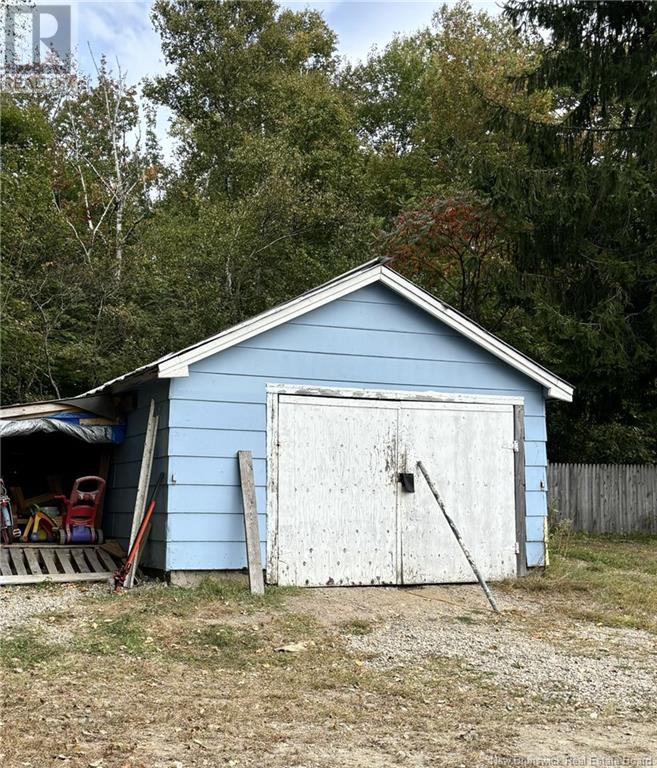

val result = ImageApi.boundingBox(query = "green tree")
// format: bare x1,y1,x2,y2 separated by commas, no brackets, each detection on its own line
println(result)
346,2,551,218
1,97,72,401
501,0,657,462
142,0,375,329
352,1,657,462
1,65,161,402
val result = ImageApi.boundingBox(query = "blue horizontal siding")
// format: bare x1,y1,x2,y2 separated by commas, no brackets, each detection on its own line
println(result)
169,400,265,430
112,457,169,490
117,433,169,461
168,427,265,458
525,441,548,467
104,487,168,519
109,511,167,542
169,456,266,486
104,488,137,514
526,491,548,517
168,540,266,571
525,516,546,542
167,513,266,542
526,542,546,567
168,484,266,515
525,466,547,492
246,324,503,365
284,286,460,335
193,347,540,393
525,417,547,442
172,372,545,416
162,283,549,572
143,540,167,570
340,284,446,307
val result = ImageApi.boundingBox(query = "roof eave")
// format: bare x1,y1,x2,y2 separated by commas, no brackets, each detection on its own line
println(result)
546,384,574,402
82,260,574,402
0,393,117,420
81,365,159,396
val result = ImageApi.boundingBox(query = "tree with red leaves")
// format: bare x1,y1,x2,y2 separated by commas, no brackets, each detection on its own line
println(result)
379,195,517,328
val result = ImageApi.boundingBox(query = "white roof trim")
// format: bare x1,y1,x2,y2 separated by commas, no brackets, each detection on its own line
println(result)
85,262,573,401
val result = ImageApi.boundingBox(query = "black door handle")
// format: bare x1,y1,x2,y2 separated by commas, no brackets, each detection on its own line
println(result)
398,472,415,493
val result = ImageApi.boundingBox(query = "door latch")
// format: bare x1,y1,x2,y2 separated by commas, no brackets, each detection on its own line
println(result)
398,472,415,493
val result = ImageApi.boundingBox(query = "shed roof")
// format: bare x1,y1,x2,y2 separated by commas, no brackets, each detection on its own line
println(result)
84,260,573,401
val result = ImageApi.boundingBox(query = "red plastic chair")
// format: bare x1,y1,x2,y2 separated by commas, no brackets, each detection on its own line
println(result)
55,476,105,544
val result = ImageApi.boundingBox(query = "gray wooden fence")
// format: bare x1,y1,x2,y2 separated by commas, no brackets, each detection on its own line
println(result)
547,463,657,534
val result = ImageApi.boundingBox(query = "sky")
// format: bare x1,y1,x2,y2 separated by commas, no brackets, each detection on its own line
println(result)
12,0,502,156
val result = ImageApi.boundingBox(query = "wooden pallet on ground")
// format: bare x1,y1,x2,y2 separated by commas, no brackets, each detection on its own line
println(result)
0,544,120,585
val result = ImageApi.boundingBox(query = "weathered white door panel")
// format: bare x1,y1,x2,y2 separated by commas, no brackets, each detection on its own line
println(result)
399,402,517,583
276,396,399,586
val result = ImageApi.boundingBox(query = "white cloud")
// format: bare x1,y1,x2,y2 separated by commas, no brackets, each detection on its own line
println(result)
76,1,162,82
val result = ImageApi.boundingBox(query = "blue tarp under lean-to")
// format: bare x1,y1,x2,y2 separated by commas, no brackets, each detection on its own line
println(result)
0,411,125,444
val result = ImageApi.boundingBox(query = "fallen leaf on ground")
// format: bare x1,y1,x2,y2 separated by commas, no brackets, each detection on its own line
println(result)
275,641,309,653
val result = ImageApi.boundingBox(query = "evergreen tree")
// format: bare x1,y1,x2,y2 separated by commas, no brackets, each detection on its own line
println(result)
501,0,657,461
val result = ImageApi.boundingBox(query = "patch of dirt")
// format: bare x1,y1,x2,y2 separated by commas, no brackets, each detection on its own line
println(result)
510,721,657,762
1,581,656,767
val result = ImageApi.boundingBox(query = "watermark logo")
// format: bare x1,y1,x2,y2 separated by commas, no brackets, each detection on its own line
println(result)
2,3,72,72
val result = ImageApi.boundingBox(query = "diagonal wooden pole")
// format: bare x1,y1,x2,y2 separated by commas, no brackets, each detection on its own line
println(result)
416,460,499,613
125,399,159,589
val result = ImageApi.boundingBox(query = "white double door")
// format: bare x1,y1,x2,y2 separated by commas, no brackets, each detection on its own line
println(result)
274,394,518,587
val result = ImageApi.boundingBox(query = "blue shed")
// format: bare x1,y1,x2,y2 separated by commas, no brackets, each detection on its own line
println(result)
86,260,572,586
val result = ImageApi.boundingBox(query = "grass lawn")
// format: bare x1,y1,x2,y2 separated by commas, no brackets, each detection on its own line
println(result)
501,528,657,633
1,532,655,767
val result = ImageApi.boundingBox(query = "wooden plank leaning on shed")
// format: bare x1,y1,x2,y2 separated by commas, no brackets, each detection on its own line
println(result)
514,405,528,576
124,399,159,589
238,450,265,595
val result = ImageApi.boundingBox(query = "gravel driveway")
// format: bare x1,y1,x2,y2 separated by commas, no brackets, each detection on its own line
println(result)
0,583,105,632
1,577,656,766
349,614,657,715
